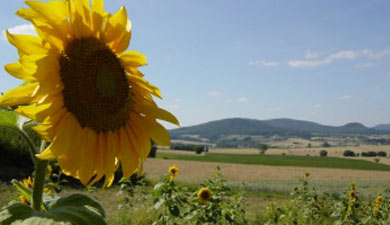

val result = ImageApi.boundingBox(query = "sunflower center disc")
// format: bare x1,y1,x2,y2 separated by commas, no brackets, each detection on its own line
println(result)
201,191,210,200
60,37,130,132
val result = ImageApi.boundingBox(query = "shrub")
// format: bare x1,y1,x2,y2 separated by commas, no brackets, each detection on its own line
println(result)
322,141,331,148
343,150,355,157
319,150,328,157
377,151,387,157
368,151,377,157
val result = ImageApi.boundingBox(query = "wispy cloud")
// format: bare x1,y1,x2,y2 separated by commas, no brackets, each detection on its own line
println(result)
226,97,249,103
249,60,280,67
361,49,390,59
268,107,283,112
207,91,221,97
237,97,248,103
356,62,373,68
304,50,320,59
336,95,352,101
313,104,321,108
386,72,390,78
2,24,35,40
166,104,180,110
288,49,390,68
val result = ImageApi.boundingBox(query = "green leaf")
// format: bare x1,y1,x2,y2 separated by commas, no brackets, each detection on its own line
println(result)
12,217,70,225
12,180,32,202
154,199,165,210
0,194,106,225
47,194,106,225
0,110,18,129
168,205,180,217
0,203,34,225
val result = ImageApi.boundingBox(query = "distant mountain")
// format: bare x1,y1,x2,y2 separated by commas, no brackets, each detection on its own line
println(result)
373,124,390,131
170,118,389,140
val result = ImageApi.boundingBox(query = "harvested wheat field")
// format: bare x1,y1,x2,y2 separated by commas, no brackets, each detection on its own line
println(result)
144,158,390,182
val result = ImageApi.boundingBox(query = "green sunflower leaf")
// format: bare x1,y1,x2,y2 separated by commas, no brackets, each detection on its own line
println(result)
0,110,18,130
0,194,106,225
46,193,106,225
12,179,32,202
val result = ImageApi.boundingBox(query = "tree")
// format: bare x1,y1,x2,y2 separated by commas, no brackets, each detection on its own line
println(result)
258,143,268,155
319,150,328,157
322,141,331,148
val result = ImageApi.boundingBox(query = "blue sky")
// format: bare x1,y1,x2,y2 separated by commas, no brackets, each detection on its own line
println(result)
1,0,390,128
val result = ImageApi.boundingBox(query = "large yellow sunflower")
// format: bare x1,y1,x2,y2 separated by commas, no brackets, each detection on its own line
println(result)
0,0,178,188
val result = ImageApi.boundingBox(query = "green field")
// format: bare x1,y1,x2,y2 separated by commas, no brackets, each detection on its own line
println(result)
156,152,390,171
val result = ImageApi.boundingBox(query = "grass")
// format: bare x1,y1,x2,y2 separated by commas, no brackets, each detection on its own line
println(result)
156,152,390,171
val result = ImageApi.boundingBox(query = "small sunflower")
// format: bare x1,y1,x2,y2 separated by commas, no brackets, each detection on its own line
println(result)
304,172,310,178
376,195,383,203
350,181,356,190
1,0,178,187
168,165,179,181
19,177,52,205
22,176,34,189
19,195,29,206
349,190,357,199
197,187,212,203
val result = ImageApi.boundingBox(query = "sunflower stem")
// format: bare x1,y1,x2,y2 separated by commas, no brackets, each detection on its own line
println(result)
20,128,38,166
32,140,48,211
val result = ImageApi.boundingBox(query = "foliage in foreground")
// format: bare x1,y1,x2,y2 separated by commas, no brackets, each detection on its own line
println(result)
259,173,390,225
116,166,247,225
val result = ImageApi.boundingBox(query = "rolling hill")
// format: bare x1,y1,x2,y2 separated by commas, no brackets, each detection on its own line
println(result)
170,118,390,141
373,124,390,131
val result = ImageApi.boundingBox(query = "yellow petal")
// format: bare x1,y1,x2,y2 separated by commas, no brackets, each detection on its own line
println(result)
36,147,55,160
36,113,72,159
120,51,147,68
105,6,129,45
134,102,180,126
58,124,84,176
0,83,38,106
16,8,66,51
78,128,97,186
118,126,139,177
15,94,63,122
69,0,92,38
131,113,171,146
91,0,104,37
90,132,106,185
25,1,72,40
103,131,117,188
5,31,50,56
5,55,60,82
110,19,131,53
128,75,161,99
5,63,35,82
127,121,151,161
33,108,67,141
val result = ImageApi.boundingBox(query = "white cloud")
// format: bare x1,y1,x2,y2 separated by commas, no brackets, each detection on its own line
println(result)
207,91,221,97
361,49,390,59
249,60,280,67
288,49,390,68
304,50,320,59
268,107,283,112
237,97,248,103
336,95,352,101
313,104,321,108
288,60,326,68
2,24,36,40
226,97,248,103
356,62,373,68
166,104,180,110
